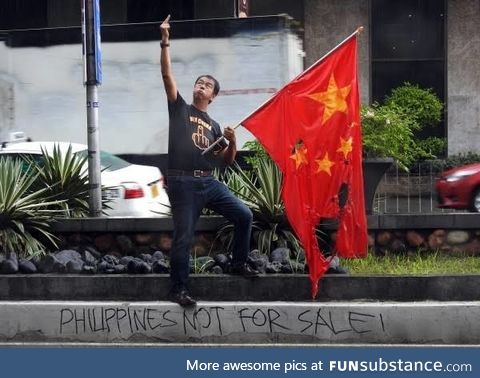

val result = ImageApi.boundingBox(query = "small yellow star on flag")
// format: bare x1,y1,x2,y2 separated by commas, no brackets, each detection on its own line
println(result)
337,137,353,159
307,74,351,124
315,152,335,175
289,145,308,169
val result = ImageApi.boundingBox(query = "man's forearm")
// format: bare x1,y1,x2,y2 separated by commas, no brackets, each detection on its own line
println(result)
160,41,172,77
223,142,237,165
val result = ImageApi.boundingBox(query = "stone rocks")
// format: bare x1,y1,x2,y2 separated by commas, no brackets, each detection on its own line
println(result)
248,256,267,273
134,233,155,246
447,231,470,245
270,248,290,264
213,254,230,271
66,259,83,273
152,259,169,273
266,261,282,274
84,246,102,260
390,239,407,254
18,258,37,274
210,265,224,274
428,229,446,249
82,250,97,265
157,233,172,252
40,250,85,273
3,224,480,277
376,231,392,246
138,253,153,264
152,251,166,261
94,234,116,253
127,258,151,274
38,254,65,273
406,231,425,247
460,238,480,256
0,252,19,274
116,235,135,256
55,249,83,264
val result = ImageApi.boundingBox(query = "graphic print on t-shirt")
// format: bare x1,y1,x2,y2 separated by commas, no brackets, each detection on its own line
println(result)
190,115,213,151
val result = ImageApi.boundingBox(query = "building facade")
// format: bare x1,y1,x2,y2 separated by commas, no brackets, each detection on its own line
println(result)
1,0,479,155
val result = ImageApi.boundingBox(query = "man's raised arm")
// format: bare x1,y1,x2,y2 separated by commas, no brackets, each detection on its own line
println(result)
160,15,177,102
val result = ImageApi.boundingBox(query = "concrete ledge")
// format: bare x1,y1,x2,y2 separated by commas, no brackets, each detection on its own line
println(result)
370,213,480,229
50,214,480,233
1,274,479,301
50,216,224,233
1,300,479,344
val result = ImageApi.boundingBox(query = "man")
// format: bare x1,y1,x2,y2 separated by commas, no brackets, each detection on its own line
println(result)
160,15,259,307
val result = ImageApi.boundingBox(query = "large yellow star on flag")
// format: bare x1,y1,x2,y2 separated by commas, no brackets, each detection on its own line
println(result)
337,137,353,159
289,145,308,169
307,74,351,124
315,152,335,175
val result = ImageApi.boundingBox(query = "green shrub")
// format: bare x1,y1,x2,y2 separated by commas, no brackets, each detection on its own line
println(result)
416,137,447,158
385,82,443,129
361,103,418,170
361,83,445,170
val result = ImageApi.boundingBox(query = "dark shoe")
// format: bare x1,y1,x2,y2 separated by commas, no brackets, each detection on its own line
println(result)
169,290,197,307
326,266,349,274
231,263,260,278
325,255,348,275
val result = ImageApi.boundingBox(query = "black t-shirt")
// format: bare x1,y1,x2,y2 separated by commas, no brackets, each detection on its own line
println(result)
167,92,227,171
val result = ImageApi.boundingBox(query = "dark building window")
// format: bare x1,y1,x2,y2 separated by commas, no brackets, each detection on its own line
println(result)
371,0,446,138
0,0,48,29
0,0,196,30
127,0,194,23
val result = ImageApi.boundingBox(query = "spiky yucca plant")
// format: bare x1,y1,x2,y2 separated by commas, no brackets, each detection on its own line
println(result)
216,158,301,256
28,144,92,217
0,157,61,258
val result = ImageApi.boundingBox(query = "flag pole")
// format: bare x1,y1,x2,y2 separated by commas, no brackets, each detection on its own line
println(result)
202,26,364,156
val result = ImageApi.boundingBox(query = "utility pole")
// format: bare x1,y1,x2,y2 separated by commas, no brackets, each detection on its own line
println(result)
81,0,102,217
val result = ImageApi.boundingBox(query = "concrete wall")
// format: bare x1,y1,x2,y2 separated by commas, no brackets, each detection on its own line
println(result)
0,18,301,153
1,301,479,344
447,0,480,155
304,0,370,104
0,79,14,136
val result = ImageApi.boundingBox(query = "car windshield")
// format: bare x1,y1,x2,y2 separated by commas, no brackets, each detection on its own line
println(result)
75,150,131,171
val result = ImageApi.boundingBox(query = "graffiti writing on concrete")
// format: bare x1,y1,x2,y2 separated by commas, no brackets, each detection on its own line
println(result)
59,306,385,338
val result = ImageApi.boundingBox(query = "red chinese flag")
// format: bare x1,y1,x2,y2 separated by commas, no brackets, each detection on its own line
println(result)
242,34,367,298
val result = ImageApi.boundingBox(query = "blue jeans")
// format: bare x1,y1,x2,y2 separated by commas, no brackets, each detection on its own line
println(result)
167,175,253,293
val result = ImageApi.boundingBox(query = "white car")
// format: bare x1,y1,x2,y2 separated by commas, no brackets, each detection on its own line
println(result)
0,140,171,217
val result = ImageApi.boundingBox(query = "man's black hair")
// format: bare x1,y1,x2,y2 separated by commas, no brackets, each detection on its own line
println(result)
195,74,220,96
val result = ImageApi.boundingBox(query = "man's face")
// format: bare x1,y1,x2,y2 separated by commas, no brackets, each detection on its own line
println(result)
193,77,216,103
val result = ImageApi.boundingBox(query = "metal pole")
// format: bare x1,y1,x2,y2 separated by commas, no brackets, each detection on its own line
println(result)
82,0,102,217
86,86,102,217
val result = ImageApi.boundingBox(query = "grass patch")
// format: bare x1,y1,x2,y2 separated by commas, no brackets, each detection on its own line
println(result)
340,251,480,275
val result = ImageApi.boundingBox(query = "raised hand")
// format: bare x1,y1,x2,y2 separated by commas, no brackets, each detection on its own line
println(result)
160,14,171,41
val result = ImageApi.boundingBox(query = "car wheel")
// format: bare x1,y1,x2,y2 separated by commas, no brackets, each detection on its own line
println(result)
470,188,480,212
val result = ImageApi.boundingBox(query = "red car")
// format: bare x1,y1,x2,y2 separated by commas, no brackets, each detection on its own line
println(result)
436,163,480,212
